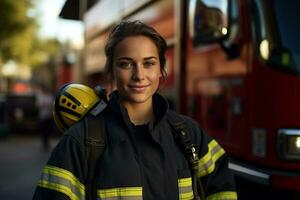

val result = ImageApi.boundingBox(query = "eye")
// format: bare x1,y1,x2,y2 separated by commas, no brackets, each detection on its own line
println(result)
117,62,133,69
144,61,156,68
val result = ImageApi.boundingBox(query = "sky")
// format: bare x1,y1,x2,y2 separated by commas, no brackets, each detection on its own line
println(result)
35,0,84,48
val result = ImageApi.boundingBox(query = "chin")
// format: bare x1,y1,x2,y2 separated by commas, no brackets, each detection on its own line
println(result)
125,93,152,104
130,95,151,104
119,87,156,104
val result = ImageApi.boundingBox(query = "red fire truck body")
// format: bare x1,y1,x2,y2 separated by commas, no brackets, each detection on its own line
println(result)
76,0,300,190
183,0,300,190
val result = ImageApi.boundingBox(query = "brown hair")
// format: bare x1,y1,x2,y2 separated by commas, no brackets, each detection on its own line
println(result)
104,20,167,80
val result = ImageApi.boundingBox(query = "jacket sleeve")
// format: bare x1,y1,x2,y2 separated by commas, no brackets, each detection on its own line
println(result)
32,122,87,200
187,117,238,200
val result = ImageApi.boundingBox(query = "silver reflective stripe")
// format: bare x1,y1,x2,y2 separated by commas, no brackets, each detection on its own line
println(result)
98,187,143,200
197,145,220,173
197,140,225,178
178,177,194,200
38,165,85,200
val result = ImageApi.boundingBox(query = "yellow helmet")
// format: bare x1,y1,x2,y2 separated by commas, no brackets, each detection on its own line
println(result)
53,83,107,132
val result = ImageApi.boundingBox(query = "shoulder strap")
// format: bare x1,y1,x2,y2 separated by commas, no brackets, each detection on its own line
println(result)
166,111,204,200
166,111,198,161
84,113,106,200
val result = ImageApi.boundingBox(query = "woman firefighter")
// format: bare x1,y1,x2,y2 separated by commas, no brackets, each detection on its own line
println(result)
33,20,237,200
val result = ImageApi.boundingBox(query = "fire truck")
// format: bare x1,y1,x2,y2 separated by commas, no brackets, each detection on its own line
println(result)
60,0,300,191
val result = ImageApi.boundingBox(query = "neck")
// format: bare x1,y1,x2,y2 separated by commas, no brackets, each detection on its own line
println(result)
121,99,154,125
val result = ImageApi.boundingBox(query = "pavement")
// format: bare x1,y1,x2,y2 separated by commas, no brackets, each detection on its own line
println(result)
0,134,59,200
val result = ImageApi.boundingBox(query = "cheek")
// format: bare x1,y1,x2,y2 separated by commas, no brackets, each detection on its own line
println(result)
148,69,162,82
114,68,130,86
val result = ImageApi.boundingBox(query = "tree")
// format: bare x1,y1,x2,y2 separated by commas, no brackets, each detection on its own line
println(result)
0,0,37,64
0,0,60,68
30,37,61,68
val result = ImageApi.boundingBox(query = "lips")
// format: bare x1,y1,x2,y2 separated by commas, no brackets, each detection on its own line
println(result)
128,84,149,92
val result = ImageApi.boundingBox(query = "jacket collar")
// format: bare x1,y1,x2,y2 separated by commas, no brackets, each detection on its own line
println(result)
108,90,169,143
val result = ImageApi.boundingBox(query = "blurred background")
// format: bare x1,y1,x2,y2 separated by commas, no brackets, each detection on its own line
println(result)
0,0,84,199
0,0,300,199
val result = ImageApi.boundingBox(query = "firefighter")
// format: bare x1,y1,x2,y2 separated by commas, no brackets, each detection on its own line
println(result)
33,20,237,200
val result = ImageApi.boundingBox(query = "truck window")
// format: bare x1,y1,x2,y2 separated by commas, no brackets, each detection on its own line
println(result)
253,0,300,75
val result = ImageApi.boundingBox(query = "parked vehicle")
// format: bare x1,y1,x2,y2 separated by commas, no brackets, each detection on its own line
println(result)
0,93,9,137
5,93,38,133
187,0,300,190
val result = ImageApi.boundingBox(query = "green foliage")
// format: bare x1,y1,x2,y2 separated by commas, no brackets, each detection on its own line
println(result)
0,0,32,39
0,0,60,67
30,38,61,68
0,0,34,63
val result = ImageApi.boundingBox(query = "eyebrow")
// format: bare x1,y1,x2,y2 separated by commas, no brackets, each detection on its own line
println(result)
117,56,158,61
117,57,132,61
144,56,157,60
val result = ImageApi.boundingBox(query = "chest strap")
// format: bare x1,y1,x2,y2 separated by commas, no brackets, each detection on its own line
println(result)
84,113,106,200
166,111,205,200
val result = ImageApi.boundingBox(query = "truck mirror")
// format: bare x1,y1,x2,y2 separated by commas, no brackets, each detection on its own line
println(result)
189,0,229,46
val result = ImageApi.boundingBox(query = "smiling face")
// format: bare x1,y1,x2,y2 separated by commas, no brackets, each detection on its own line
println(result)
113,36,162,106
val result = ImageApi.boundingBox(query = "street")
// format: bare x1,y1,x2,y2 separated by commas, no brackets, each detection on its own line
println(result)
0,134,58,200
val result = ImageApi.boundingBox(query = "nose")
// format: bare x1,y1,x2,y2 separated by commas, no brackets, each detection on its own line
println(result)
132,64,145,80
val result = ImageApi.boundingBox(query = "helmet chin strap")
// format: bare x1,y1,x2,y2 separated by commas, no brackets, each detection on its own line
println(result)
90,85,108,116
90,100,107,116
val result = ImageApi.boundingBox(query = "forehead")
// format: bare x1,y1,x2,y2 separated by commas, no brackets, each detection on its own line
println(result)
114,36,159,59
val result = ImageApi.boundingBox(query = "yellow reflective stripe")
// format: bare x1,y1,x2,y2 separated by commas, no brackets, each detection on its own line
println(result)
38,165,85,200
178,177,192,187
98,187,143,198
43,165,85,194
206,191,238,200
178,178,194,200
197,140,225,178
179,191,194,200
38,180,80,200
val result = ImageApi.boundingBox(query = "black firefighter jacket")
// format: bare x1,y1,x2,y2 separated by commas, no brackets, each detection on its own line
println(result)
33,91,237,200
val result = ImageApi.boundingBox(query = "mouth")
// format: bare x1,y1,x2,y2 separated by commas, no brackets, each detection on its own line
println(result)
128,84,150,92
